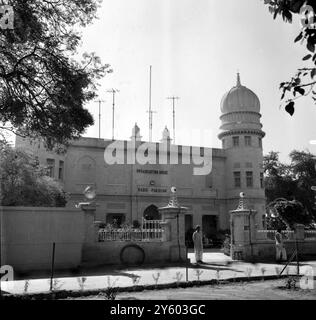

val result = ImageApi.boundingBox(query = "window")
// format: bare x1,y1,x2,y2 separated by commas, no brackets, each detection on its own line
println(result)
245,136,252,146
234,172,241,188
245,162,253,168
234,162,241,168
258,138,262,148
206,173,213,188
59,161,64,181
222,139,225,149
233,136,239,147
46,159,55,178
262,214,267,229
246,171,253,188
260,172,264,188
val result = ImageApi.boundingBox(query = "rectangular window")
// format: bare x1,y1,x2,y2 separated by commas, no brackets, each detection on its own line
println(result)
46,159,55,178
260,172,264,188
245,162,253,168
234,162,241,168
245,136,251,146
59,160,64,181
258,138,262,148
234,172,241,188
222,139,225,149
246,171,253,188
262,214,266,229
233,136,239,147
206,173,213,188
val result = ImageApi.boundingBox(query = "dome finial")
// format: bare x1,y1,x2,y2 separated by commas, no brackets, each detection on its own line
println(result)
237,71,241,87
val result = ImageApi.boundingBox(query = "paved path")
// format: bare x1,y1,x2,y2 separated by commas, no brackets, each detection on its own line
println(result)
2,253,316,295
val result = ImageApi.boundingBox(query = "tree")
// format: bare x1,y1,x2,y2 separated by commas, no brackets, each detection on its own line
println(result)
263,0,316,115
263,151,296,202
266,199,311,229
263,150,316,227
0,142,67,206
289,150,316,217
0,0,112,149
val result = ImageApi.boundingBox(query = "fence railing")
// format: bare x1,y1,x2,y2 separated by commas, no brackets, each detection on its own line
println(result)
256,230,295,241
98,219,164,242
304,230,316,241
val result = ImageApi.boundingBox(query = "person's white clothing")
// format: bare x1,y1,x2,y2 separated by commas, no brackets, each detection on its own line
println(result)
192,230,203,262
275,231,287,261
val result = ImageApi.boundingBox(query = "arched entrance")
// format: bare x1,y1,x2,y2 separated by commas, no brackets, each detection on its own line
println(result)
143,204,161,220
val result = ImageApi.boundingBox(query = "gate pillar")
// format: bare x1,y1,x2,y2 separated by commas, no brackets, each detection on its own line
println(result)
158,187,188,262
230,193,257,261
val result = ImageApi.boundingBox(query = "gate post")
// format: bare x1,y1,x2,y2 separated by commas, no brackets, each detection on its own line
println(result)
230,193,257,261
158,187,189,262
80,203,97,244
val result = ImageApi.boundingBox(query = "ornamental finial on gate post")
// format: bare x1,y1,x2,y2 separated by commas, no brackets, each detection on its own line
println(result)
167,186,180,208
236,192,247,210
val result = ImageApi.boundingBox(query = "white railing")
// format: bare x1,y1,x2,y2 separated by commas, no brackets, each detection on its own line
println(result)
304,230,316,241
98,219,164,242
256,230,295,241
99,229,143,242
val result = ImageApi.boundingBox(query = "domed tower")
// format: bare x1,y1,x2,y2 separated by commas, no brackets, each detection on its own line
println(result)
219,73,266,226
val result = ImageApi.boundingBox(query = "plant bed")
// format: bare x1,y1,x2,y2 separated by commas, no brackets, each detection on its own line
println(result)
0,274,300,301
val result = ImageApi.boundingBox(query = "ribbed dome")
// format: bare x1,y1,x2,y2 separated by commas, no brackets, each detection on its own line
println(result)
220,73,260,114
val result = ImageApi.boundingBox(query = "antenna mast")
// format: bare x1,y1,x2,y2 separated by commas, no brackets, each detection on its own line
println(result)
167,96,180,144
147,66,157,142
95,99,105,139
107,88,119,140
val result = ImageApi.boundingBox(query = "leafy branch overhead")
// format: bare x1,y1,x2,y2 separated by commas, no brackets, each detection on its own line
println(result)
0,0,112,148
263,0,316,116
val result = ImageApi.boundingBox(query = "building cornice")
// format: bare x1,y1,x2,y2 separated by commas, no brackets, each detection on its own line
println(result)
220,110,262,120
218,129,265,140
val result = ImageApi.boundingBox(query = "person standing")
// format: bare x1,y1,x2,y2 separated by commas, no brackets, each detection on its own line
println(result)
275,228,287,262
192,225,203,263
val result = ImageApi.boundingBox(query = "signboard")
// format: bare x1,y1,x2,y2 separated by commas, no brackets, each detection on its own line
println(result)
136,169,168,175
137,186,168,194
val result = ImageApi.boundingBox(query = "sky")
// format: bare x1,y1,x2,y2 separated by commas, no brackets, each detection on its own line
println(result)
76,0,316,163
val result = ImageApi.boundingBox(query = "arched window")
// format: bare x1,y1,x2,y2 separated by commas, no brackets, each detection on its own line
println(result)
143,205,161,220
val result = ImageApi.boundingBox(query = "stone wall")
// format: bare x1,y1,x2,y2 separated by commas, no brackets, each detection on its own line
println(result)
0,206,84,272
0,202,188,274
252,239,316,262
230,206,316,262
82,242,187,266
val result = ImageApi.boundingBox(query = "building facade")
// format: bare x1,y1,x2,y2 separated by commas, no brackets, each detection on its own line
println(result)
15,74,266,243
